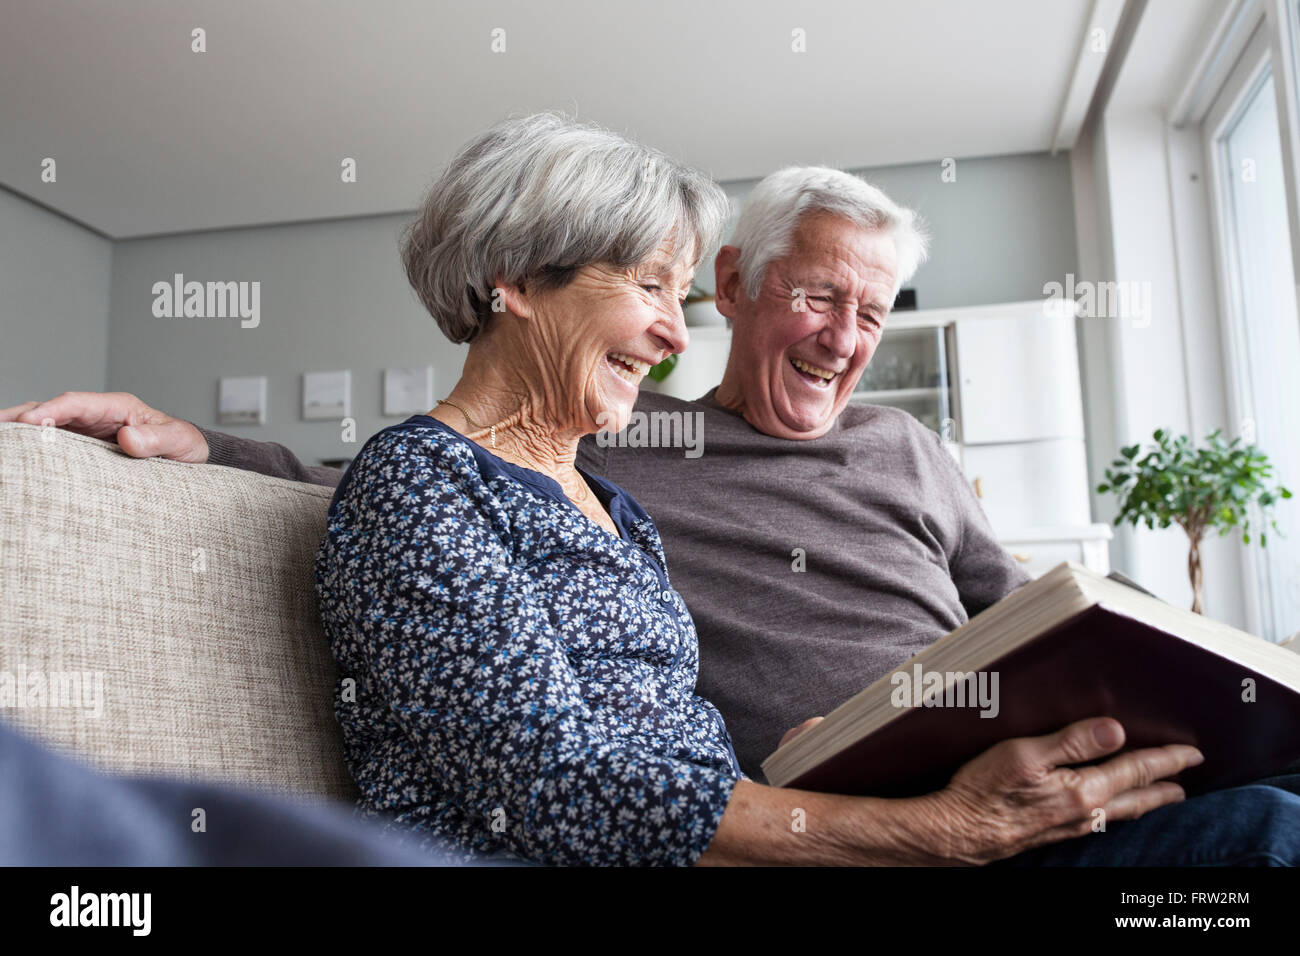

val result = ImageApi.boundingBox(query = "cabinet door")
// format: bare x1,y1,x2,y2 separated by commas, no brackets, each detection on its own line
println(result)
999,537,1112,578
1000,541,1087,579
962,439,1092,533
955,312,1084,444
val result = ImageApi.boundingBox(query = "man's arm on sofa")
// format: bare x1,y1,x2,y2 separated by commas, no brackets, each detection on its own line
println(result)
198,426,343,488
1,391,343,488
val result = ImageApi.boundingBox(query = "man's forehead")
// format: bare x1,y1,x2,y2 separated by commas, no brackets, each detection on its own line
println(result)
790,213,894,258
777,234,897,289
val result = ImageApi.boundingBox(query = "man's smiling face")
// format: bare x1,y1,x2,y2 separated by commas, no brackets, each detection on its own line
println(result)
715,210,899,440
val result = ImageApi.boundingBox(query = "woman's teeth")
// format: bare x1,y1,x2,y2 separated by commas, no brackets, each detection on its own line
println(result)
790,357,838,383
608,352,650,384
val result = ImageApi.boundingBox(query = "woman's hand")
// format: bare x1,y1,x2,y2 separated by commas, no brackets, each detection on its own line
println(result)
699,716,1201,866
0,391,209,463
915,716,1200,865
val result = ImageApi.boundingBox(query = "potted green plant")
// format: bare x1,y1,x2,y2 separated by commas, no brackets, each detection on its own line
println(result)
1097,428,1291,614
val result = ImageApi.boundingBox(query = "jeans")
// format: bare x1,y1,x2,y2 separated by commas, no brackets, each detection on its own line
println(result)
997,773,1300,866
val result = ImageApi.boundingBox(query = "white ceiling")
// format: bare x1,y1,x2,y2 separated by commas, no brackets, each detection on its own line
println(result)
1,0,1100,238
1108,0,1223,113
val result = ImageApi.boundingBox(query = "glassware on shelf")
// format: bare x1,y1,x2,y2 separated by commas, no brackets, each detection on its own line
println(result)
852,323,956,437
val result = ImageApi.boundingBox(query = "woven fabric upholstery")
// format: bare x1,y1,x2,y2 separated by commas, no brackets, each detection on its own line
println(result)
0,422,356,801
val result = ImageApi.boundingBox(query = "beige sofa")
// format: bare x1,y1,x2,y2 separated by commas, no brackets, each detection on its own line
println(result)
0,421,357,802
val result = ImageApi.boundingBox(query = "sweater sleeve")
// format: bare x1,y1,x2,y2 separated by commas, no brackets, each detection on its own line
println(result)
925,430,1031,617
196,425,343,488
317,432,737,866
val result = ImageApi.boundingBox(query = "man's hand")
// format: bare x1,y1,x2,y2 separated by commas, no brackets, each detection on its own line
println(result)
779,716,824,748
0,392,210,463
918,717,1202,865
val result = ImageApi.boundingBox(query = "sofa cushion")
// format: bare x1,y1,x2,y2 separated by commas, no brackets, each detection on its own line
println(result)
0,422,356,802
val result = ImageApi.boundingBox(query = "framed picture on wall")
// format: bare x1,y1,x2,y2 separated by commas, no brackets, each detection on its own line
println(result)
217,376,268,425
384,366,434,417
303,369,351,420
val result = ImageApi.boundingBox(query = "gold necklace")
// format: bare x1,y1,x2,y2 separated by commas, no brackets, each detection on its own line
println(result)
436,398,505,448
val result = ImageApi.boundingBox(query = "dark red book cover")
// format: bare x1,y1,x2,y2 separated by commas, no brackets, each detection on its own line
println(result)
781,605,1300,796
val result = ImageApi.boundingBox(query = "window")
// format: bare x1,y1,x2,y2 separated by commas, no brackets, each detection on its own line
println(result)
1206,29,1300,642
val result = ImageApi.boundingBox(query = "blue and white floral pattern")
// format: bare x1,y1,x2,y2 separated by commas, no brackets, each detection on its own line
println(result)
314,416,741,866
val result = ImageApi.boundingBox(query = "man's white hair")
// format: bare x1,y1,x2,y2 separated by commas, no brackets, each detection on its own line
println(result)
732,166,929,302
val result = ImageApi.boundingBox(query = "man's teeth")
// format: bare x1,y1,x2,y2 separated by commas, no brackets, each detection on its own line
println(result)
608,352,650,383
790,357,837,380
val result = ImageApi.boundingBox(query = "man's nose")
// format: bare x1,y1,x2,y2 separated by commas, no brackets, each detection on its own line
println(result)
818,308,857,357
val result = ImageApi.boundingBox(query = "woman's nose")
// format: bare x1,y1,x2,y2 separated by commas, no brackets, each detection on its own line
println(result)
656,307,690,356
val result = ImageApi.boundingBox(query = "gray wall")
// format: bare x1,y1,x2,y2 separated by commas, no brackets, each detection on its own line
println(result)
698,151,1078,310
0,188,112,404
107,214,466,466
103,151,1076,465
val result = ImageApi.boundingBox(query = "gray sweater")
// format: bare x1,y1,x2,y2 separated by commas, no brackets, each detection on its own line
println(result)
200,388,1028,778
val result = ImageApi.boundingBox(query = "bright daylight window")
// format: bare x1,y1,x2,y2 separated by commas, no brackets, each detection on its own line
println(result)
1217,67,1300,642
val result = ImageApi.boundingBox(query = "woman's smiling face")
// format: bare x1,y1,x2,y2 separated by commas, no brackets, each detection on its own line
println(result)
524,239,695,436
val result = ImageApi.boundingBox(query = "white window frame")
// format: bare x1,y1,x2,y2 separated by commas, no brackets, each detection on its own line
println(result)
1201,10,1300,639
1267,0,1300,283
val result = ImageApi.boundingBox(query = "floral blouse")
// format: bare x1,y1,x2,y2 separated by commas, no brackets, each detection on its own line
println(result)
314,416,742,866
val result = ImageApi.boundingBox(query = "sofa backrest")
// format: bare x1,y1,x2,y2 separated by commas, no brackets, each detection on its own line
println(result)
0,422,356,801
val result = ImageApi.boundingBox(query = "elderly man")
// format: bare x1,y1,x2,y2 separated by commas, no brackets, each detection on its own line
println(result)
8,166,1299,866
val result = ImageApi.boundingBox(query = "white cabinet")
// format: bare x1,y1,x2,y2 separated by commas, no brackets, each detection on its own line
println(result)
946,301,1099,567
961,439,1092,530
953,308,1085,443
999,525,1114,578
852,324,954,432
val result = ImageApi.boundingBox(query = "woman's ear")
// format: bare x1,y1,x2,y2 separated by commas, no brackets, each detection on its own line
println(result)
487,276,535,320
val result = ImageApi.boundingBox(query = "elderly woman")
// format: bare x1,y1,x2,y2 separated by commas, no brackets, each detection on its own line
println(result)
314,113,741,865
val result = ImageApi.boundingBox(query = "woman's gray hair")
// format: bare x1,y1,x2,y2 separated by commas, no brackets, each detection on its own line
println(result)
732,166,929,301
402,112,730,343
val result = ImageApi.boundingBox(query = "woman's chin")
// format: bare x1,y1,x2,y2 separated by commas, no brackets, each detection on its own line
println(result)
590,395,636,435
597,408,629,434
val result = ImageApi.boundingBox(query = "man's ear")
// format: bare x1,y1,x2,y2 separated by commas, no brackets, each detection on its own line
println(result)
488,276,535,320
713,246,744,321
